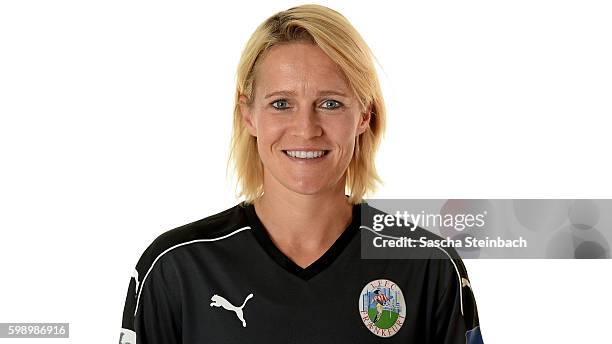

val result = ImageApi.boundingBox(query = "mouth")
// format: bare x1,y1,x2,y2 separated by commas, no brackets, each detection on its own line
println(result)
282,150,330,160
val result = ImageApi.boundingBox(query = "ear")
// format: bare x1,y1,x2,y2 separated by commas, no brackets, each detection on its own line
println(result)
356,104,372,136
239,95,257,137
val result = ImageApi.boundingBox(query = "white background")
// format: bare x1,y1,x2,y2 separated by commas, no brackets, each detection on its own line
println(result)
1,0,611,343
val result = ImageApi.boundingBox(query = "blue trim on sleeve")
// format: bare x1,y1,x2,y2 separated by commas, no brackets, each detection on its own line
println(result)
466,325,483,344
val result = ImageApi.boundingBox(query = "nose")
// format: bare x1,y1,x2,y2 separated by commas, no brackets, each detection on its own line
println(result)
291,105,322,139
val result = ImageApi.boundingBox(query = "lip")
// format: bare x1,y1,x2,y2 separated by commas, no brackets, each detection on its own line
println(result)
282,148,331,151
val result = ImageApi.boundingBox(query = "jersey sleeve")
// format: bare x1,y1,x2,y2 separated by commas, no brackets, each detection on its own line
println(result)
120,251,182,343
433,252,483,344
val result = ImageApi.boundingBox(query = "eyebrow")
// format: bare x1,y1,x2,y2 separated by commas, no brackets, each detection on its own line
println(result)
264,90,349,99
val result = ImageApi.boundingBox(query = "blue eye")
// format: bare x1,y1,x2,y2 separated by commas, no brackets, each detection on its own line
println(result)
271,99,289,110
321,99,342,109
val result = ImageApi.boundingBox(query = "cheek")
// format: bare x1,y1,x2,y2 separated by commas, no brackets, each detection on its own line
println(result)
255,114,285,149
329,117,359,148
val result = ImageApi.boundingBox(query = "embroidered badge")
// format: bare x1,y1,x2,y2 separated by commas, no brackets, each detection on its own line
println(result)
358,279,406,337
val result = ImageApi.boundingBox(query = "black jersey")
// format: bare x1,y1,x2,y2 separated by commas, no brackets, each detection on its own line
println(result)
120,201,483,343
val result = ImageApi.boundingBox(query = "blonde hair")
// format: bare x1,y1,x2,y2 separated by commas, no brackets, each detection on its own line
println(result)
227,4,386,205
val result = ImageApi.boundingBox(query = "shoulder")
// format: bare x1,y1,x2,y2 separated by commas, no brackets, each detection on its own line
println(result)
360,201,471,287
133,202,251,285
361,202,463,256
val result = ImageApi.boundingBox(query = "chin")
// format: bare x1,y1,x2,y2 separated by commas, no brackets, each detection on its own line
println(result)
284,178,332,196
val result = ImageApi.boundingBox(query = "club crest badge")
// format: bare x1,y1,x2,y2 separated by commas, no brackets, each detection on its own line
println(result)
358,279,406,337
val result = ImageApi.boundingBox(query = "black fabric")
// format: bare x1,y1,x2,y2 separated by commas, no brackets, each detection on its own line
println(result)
120,201,483,344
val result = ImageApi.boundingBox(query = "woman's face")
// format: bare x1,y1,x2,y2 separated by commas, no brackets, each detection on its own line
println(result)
240,42,370,197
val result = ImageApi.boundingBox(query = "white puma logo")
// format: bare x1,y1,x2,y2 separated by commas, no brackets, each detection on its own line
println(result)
461,277,471,289
210,293,254,327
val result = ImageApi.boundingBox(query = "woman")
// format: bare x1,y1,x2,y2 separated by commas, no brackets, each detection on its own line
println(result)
120,4,483,343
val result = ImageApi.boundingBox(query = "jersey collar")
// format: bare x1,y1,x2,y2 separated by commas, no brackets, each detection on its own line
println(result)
242,199,362,281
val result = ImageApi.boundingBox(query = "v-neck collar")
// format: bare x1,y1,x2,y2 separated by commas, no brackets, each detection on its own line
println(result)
242,200,361,281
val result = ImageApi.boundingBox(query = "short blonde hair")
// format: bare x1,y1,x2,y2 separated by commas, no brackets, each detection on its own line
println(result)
227,4,386,205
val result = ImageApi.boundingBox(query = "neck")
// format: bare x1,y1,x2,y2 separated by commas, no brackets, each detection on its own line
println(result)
252,177,354,268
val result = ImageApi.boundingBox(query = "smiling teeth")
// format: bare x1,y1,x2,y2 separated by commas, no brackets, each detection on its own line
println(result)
285,150,326,159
